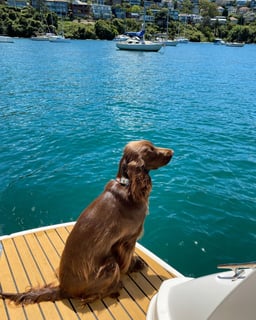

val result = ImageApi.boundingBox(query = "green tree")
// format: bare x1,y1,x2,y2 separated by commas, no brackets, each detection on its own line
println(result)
181,0,193,13
200,0,218,18
112,18,125,34
155,8,168,29
95,20,117,40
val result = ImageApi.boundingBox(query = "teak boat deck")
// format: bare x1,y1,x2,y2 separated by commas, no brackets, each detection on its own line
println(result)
0,223,177,319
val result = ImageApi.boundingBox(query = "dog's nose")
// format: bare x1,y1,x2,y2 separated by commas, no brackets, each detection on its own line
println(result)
165,149,174,157
169,149,174,156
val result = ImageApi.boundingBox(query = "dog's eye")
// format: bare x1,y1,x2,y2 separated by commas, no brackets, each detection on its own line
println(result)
147,147,155,153
142,148,151,155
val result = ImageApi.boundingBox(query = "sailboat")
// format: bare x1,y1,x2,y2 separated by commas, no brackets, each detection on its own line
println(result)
116,8,163,52
174,20,189,43
162,14,178,46
116,26,163,52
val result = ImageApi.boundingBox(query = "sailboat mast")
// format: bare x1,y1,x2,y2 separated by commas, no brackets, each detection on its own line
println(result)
142,1,146,42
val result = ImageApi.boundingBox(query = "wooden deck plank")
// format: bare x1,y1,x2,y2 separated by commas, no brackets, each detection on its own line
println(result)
88,300,114,320
0,255,26,320
16,234,72,320
135,246,174,279
45,228,66,255
121,274,149,313
55,226,70,243
22,232,67,319
140,264,165,289
68,300,98,320
0,300,9,320
0,237,48,319
0,243,27,320
0,224,178,320
24,232,58,283
101,297,132,320
115,288,146,319
12,235,55,320
65,224,73,233
26,232,80,320
129,271,157,301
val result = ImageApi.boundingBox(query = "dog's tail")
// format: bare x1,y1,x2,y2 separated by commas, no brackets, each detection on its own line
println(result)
0,284,61,305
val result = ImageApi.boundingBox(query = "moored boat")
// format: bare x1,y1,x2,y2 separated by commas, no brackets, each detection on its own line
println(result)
116,20,162,52
49,34,70,43
31,33,54,41
226,42,245,47
0,35,14,43
116,37,163,52
174,36,189,43
154,16,178,47
155,37,178,46
213,38,225,45
164,39,178,46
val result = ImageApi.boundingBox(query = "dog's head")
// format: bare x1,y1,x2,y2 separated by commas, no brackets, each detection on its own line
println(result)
123,140,173,171
117,140,174,201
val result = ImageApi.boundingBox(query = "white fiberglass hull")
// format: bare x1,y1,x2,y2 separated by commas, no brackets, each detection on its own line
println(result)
0,36,14,43
147,266,256,320
116,40,162,52
49,35,70,43
226,42,244,47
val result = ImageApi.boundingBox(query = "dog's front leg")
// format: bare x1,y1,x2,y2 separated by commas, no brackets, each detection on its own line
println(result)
112,238,146,274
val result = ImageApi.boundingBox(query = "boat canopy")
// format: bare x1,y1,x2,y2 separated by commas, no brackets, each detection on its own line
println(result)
124,30,145,38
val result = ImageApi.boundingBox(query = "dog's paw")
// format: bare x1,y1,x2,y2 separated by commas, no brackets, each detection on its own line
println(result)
109,281,123,299
128,257,147,273
109,291,120,299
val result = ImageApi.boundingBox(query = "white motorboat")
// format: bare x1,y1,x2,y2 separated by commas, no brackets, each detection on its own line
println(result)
49,34,70,43
174,36,189,43
226,42,245,47
31,33,54,41
147,262,256,320
213,38,225,45
155,37,178,46
163,39,178,46
162,40,178,47
0,35,14,43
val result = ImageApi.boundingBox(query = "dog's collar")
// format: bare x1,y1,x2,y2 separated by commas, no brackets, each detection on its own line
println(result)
116,177,130,186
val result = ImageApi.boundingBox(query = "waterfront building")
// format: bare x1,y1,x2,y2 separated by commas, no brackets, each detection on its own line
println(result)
7,0,27,8
91,3,112,19
45,0,69,16
71,0,91,18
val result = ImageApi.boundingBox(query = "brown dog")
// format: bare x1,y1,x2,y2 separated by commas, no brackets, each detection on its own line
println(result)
0,140,173,305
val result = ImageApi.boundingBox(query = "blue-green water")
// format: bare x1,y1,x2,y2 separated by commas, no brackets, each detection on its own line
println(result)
0,39,255,277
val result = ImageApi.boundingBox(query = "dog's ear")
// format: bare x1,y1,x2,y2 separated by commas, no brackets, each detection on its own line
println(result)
117,149,140,179
117,155,129,179
127,158,152,202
